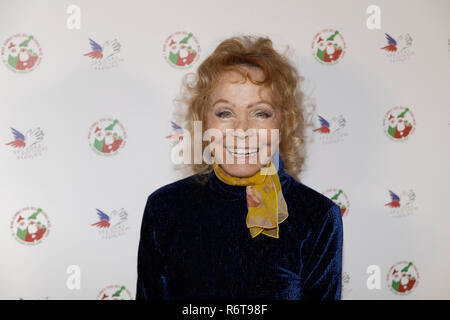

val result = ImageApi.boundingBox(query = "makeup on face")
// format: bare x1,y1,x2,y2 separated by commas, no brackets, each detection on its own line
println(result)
206,76,281,176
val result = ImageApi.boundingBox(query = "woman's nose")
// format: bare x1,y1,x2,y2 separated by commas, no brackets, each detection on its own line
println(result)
234,117,249,133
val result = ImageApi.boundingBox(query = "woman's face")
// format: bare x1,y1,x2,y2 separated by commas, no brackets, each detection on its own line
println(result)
205,66,282,178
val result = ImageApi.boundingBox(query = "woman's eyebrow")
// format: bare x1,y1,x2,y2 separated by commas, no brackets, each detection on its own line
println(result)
212,99,273,108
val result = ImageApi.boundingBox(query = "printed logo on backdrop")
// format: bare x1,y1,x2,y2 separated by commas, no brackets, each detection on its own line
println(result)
341,272,352,298
313,115,348,144
5,127,47,159
83,38,124,70
1,34,42,73
380,33,414,63
384,189,418,218
97,285,133,300
383,106,415,141
163,31,200,69
10,207,50,245
312,29,346,65
166,121,184,141
88,118,126,156
91,208,130,239
322,188,350,217
387,261,419,295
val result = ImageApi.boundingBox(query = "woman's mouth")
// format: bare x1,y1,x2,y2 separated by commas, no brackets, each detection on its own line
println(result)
225,147,259,158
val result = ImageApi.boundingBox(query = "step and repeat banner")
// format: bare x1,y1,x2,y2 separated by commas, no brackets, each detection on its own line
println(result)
0,0,449,299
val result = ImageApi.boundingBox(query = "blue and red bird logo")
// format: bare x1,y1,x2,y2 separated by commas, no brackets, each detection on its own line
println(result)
5,127,44,149
313,116,330,134
165,121,184,141
91,208,128,231
385,190,401,208
91,209,111,228
381,33,398,52
84,38,121,60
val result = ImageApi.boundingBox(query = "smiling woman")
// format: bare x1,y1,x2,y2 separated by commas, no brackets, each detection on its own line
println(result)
136,35,343,300
205,65,282,178
178,35,307,182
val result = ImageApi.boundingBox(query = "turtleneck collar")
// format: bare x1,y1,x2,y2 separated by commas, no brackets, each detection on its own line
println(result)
208,154,292,200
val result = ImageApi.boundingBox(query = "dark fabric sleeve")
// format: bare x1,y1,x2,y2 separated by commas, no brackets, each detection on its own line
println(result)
135,196,170,300
302,204,343,300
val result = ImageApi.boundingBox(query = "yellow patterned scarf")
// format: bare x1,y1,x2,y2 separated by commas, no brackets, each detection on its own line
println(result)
212,161,289,238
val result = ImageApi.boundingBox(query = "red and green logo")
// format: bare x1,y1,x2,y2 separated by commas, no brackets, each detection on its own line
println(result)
97,285,133,300
387,261,419,295
10,207,50,245
322,188,350,217
1,34,42,73
88,118,127,156
312,29,346,65
383,106,415,141
163,31,200,69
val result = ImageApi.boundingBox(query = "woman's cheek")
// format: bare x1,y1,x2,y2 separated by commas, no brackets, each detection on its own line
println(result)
260,127,280,162
268,127,280,150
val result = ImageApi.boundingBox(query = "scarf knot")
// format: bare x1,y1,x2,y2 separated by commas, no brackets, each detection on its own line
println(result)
212,161,289,238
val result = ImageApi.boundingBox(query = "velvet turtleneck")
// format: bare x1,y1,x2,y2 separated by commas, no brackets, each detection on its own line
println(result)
136,155,343,300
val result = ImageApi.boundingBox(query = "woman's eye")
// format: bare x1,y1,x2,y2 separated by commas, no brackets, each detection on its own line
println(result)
256,111,272,119
216,111,232,118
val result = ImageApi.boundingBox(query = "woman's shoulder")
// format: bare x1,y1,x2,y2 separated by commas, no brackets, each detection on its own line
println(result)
145,172,207,208
146,173,205,201
284,175,342,229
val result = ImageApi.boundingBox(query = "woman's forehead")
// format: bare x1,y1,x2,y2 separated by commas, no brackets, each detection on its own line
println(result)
210,86,273,107
212,69,272,101
217,65,265,82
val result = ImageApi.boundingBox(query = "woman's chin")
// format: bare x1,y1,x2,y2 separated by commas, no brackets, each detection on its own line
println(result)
219,163,263,178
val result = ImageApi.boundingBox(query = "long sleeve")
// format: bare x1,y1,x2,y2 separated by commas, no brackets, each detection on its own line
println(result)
136,196,170,300
302,204,343,300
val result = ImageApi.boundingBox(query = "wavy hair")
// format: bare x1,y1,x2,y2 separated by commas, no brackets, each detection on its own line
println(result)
172,35,310,183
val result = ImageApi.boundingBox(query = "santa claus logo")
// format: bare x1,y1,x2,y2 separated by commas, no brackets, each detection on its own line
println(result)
1,34,42,73
383,106,416,141
312,29,346,65
88,118,127,156
163,31,200,69
322,188,350,217
97,285,133,300
10,207,50,245
387,261,419,295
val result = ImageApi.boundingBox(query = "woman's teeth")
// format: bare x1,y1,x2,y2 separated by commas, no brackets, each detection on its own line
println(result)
226,147,259,157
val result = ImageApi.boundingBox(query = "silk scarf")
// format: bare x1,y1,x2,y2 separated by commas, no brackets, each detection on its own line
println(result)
212,161,289,238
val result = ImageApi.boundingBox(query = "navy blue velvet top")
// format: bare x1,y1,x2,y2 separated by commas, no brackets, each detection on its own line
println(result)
136,156,343,300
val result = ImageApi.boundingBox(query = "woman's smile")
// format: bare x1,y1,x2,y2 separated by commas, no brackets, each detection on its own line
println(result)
225,146,259,162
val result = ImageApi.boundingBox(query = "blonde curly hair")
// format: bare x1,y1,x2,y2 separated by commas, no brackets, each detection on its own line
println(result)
173,34,309,183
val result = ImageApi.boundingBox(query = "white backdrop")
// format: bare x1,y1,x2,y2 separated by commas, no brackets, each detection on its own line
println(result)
0,0,449,300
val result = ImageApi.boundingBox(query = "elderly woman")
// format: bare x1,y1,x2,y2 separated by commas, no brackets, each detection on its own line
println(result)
136,35,343,300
